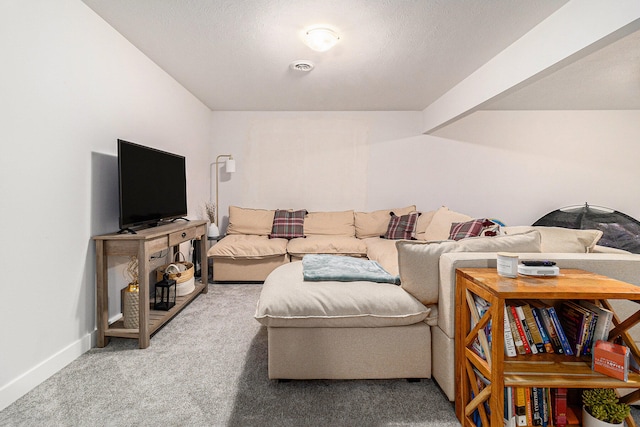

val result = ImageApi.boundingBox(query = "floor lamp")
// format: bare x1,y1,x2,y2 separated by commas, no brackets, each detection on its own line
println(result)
210,154,236,230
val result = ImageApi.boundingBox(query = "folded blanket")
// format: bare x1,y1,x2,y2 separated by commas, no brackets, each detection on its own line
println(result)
302,254,399,285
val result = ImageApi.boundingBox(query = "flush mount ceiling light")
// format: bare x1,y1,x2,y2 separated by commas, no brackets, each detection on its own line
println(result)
304,27,340,52
289,60,315,72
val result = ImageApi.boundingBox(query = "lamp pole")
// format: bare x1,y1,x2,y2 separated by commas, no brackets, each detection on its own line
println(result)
210,154,235,226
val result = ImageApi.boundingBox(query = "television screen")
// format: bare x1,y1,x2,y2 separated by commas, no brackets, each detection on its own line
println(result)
118,139,187,230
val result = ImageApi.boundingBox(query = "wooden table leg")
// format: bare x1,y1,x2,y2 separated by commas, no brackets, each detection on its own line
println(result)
95,240,109,348
138,242,150,349
200,233,208,292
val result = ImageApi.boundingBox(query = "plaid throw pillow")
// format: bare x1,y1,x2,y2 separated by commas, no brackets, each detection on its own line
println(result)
269,209,307,239
382,211,420,240
449,218,500,241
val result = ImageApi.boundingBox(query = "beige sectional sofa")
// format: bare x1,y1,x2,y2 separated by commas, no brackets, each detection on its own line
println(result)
215,205,640,402
208,204,450,281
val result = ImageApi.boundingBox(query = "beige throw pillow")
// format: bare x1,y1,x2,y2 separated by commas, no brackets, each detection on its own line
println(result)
226,206,275,235
397,230,542,305
415,209,437,240
423,206,473,241
354,205,417,238
503,226,603,253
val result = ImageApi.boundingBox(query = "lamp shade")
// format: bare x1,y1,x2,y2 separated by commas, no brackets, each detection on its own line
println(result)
225,158,236,173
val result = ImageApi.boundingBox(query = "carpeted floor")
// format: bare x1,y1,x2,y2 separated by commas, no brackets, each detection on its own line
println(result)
0,284,461,427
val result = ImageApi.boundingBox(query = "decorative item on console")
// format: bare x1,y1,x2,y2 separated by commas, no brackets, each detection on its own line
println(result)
122,256,139,329
156,252,195,297
203,201,219,237
154,274,176,311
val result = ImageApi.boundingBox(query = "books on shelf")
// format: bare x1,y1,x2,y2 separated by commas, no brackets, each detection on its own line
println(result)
504,386,516,427
507,386,566,427
515,305,538,355
592,339,629,381
578,300,613,352
502,300,616,359
470,294,492,360
530,306,554,353
520,304,546,354
510,305,533,354
547,306,574,356
552,388,568,427
558,301,593,356
515,387,527,426
506,306,526,355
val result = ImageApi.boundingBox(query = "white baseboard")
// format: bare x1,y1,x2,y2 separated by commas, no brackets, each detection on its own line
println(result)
0,331,94,412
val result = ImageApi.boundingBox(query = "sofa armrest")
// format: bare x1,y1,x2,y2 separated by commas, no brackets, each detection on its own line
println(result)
592,244,631,254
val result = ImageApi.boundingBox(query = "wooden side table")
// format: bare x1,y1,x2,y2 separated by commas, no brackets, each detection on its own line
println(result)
455,268,640,427
94,220,208,349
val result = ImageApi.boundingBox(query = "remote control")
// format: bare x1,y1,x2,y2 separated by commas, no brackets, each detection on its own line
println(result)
521,260,556,267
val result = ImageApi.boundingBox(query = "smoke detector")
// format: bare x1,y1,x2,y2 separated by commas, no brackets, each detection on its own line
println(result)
289,60,315,72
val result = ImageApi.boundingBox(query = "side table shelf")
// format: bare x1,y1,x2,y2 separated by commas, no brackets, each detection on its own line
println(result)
455,268,640,427
94,220,208,349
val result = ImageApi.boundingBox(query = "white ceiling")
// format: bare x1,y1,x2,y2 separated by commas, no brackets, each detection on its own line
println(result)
80,0,636,112
484,27,640,110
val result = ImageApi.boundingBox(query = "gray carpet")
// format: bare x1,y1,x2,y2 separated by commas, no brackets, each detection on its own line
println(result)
0,284,461,427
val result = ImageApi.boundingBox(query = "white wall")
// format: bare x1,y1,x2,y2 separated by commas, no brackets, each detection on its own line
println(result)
212,110,640,230
210,111,424,229
428,110,640,225
0,1,211,410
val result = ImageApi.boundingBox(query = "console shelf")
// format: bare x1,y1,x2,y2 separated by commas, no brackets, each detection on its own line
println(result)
94,220,208,348
455,268,640,427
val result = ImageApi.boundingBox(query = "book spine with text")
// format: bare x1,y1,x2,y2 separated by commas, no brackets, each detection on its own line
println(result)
553,387,568,427
522,304,545,353
507,306,526,355
503,306,517,357
547,306,573,355
531,307,554,353
537,306,564,354
515,387,527,426
516,306,538,354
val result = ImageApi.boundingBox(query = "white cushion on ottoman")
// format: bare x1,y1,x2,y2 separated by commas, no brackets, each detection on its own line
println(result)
255,261,431,328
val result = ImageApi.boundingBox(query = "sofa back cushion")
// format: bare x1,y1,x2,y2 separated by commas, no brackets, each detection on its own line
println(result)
226,206,275,235
503,226,603,253
397,230,542,305
422,206,473,241
415,209,437,240
354,205,417,238
304,210,355,236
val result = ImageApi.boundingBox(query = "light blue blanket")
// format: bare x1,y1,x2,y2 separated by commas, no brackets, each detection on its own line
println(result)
302,254,400,285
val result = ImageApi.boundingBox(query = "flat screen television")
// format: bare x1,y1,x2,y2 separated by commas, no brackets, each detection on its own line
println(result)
118,139,187,231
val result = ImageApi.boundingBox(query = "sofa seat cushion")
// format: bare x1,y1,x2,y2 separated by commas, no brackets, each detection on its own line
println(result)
364,237,400,276
255,261,431,328
208,234,287,259
286,235,367,257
